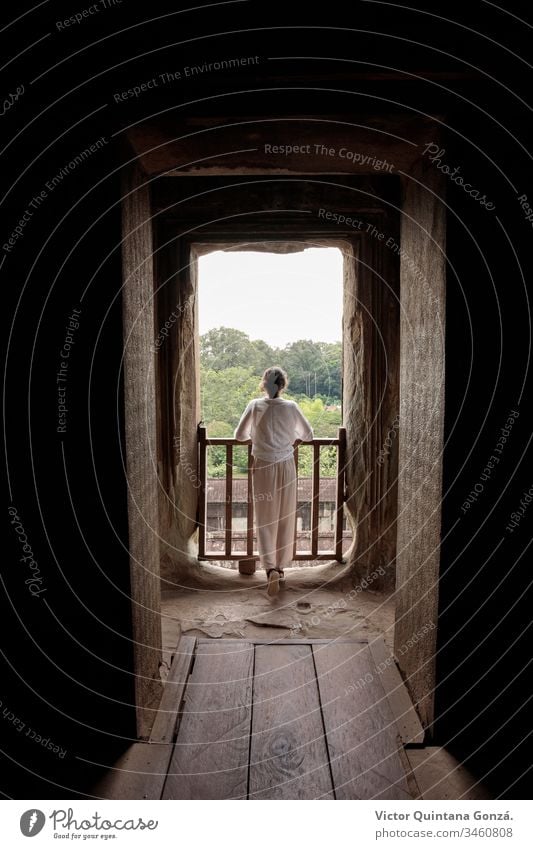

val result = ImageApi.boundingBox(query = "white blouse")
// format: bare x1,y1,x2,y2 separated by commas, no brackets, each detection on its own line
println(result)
234,396,314,462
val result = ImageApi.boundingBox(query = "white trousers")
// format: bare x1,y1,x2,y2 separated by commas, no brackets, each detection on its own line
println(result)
251,455,297,572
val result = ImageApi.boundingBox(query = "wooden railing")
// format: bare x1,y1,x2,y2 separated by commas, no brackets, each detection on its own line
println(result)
197,425,347,562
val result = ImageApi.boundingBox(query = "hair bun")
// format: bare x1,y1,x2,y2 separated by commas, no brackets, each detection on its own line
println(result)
260,365,288,398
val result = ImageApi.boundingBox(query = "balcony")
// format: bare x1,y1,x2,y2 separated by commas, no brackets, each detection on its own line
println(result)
197,425,349,563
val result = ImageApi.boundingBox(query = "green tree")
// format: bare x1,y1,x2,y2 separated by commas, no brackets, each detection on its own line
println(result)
201,366,260,431
200,327,279,376
318,341,342,400
280,339,323,395
277,339,342,401
249,338,277,374
200,329,342,402
291,397,342,476
296,444,338,478
205,420,232,477
200,327,256,371
206,423,251,478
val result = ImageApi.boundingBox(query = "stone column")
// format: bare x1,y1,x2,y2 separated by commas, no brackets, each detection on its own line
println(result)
121,163,163,738
394,158,446,734
342,236,373,577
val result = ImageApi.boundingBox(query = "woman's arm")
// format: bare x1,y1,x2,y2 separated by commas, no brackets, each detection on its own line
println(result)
234,401,254,441
293,403,314,442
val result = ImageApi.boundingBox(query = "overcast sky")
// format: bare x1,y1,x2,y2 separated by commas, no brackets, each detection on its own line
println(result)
198,247,343,348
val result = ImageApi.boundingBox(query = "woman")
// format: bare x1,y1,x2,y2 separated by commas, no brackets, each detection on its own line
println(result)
234,366,314,597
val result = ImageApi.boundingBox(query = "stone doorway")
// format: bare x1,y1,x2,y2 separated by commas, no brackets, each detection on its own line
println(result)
152,182,402,594
195,244,348,570
121,117,445,739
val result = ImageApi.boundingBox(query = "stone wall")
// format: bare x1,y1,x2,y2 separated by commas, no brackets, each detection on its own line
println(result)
394,158,446,733
121,164,163,737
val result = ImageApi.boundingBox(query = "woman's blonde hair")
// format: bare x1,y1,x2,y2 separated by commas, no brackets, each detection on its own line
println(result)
259,366,289,398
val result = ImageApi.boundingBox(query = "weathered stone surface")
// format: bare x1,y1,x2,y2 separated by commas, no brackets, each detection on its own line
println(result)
124,115,440,177
153,230,204,585
342,237,370,574
121,163,163,737
161,585,396,654
406,748,492,800
92,742,173,800
394,157,446,732
342,228,400,591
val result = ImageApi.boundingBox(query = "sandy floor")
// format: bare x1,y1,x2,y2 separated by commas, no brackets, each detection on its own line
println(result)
160,577,395,674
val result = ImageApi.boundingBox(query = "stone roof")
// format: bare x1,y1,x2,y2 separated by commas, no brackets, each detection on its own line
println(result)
205,477,337,502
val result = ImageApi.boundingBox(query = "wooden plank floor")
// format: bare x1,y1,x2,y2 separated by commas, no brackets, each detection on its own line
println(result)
250,643,333,799
164,641,253,799
160,638,421,800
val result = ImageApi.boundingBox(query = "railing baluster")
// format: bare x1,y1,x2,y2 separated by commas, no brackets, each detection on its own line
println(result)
247,444,254,556
198,425,207,558
311,442,320,557
335,426,346,561
225,443,233,557
293,444,299,559
198,431,347,563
